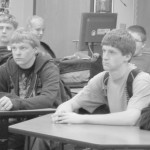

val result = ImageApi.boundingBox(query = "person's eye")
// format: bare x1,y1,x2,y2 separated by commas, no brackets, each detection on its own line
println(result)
6,27,12,30
36,28,41,32
11,47,16,51
102,49,106,53
20,46,26,50
109,50,115,54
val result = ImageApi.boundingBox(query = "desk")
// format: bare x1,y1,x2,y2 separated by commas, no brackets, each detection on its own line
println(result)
9,114,150,150
0,108,56,117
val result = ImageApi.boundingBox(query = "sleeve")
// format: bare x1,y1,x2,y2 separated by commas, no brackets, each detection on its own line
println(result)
0,64,10,92
127,72,150,110
70,72,107,113
11,62,60,110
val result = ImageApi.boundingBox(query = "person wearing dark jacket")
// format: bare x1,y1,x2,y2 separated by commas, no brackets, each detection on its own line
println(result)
26,15,56,58
0,28,60,150
0,53,60,110
0,13,18,65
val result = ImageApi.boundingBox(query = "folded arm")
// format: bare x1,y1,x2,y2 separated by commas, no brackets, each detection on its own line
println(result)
52,108,141,126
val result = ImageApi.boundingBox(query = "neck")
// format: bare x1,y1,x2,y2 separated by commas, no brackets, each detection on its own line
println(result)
109,63,129,80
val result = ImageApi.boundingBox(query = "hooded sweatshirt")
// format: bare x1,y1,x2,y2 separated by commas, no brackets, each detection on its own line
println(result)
0,53,60,110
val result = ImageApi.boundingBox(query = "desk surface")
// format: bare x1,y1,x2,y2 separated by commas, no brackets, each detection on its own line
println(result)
0,108,56,117
9,114,150,149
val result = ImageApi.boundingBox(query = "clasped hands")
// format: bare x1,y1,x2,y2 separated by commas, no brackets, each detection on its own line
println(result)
51,111,84,124
0,96,13,111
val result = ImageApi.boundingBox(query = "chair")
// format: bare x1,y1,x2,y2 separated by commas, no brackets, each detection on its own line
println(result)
0,108,55,150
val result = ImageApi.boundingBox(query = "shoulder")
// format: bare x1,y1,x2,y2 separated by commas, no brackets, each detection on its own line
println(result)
40,41,56,58
90,71,106,80
40,41,50,49
35,53,56,69
88,71,107,87
135,71,150,80
40,58,59,76
133,71,150,86
0,56,17,75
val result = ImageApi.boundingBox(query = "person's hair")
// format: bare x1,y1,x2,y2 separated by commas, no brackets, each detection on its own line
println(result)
0,13,18,29
10,27,40,48
101,29,136,56
26,15,44,30
127,25,147,42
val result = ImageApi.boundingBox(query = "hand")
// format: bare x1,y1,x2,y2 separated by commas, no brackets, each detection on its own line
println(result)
0,96,13,111
51,112,84,124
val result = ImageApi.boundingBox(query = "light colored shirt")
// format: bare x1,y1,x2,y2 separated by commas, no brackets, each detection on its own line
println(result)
71,68,150,113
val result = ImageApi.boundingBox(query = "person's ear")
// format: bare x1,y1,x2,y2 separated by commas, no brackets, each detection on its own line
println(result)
34,47,38,54
125,53,132,62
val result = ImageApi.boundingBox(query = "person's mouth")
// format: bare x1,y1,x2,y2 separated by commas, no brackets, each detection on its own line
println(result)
15,58,22,61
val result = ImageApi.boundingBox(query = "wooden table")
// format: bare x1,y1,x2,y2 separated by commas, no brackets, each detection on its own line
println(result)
9,114,150,150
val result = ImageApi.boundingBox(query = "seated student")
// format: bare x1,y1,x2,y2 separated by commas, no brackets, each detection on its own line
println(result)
128,25,150,74
26,15,56,58
52,29,150,126
0,13,18,65
0,28,60,150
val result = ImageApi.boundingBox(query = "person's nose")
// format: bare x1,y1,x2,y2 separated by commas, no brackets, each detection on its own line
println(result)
2,27,6,33
39,30,44,35
103,51,109,60
14,49,21,55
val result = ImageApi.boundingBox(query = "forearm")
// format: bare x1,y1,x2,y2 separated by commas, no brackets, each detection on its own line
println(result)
57,99,81,113
11,94,58,110
82,109,141,126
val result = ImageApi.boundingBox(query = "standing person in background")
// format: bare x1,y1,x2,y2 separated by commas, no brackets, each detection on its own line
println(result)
128,25,150,74
26,15,56,58
0,13,18,65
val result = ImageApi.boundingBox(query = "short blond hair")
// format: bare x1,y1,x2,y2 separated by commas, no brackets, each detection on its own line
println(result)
0,13,18,29
26,15,45,30
10,28,40,48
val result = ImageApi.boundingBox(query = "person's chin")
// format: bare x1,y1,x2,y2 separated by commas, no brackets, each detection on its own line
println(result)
15,60,23,65
38,36,42,41
103,65,110,71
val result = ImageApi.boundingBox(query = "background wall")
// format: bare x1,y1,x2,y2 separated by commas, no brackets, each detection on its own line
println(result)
9,0,33,27
35,0,136,57
35,0,90,58
113,0,135,28
9,0,149,57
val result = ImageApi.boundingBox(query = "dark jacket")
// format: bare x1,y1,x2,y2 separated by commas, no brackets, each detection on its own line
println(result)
40,41,56,58
0,53,60,110
0,46,12,65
